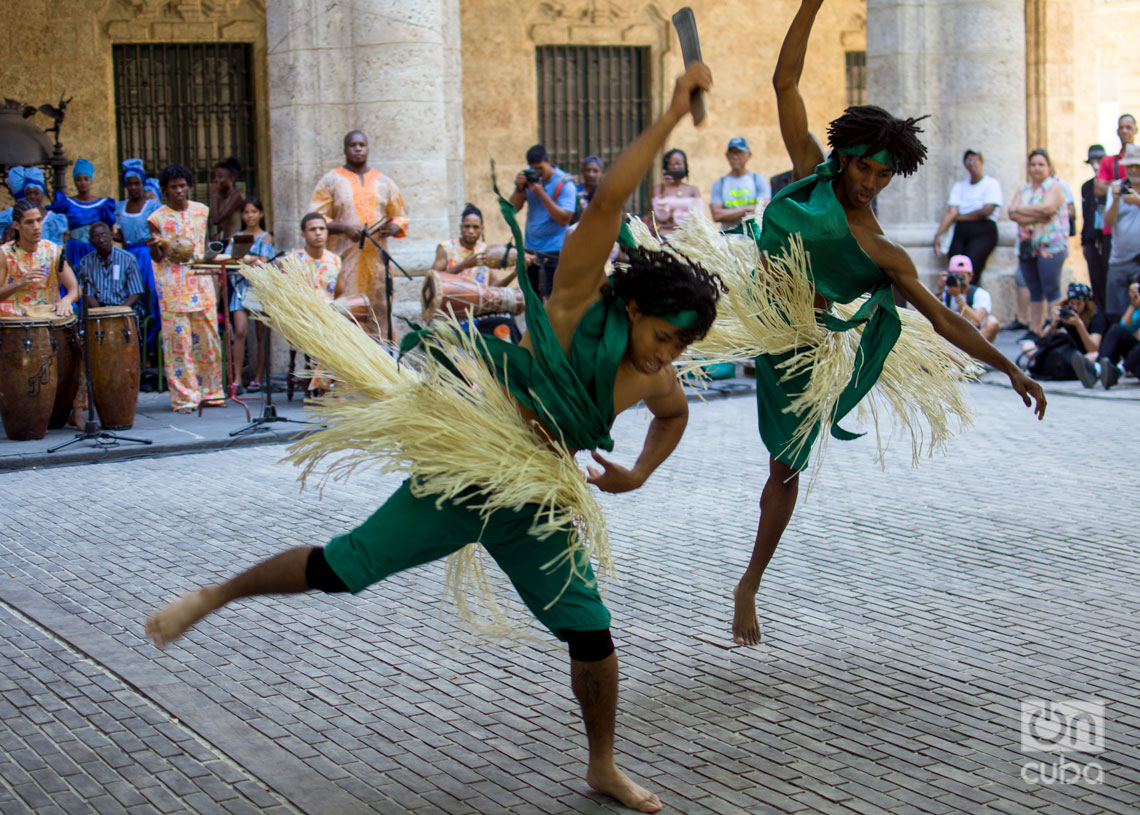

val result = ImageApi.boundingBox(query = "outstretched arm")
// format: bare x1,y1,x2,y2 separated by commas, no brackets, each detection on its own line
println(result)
549,64,713,310
586,376,688,493
860,228,1047,419
774,0,827,179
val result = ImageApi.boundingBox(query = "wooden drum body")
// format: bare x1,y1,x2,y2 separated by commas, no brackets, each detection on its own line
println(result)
0,316,59,440
48,315,81,429
88,306,140,430
421,271,524,323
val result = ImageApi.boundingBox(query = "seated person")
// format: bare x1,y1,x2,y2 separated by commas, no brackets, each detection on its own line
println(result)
432,203,522,343
1019,282,1105,380
78,222,144,311
935,254,999,343
1089,280,1140,389
290,212,343,395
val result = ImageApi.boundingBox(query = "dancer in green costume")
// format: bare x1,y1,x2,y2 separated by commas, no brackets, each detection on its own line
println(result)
731,0,1047,646
148,65,721,813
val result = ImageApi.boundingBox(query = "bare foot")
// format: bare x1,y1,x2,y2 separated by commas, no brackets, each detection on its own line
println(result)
732,585,762,646
587,764,661,813
145,589,218,648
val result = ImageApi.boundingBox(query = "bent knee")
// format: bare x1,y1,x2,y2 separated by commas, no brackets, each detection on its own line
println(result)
563,628,615,662
305,547,350,593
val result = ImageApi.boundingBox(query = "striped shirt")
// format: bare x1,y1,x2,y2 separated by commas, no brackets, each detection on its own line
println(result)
77,246,144,306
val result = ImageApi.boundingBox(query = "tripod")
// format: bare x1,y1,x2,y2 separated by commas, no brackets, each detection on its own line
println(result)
48,263,152,453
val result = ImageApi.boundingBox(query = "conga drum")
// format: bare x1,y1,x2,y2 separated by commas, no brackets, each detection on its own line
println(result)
482,244,518,269
332,293,374,323
87,306,140,430
0,314,59,440
45,311,80,429
421,271,525,322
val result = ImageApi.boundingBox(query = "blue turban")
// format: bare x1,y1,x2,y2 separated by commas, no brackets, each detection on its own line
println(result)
73,158,94,180
121,158,146,183
144,177,161,200
7,166,46,199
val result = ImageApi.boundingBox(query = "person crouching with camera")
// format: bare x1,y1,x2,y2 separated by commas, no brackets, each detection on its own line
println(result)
936,254,1000,343
1019,282,1106,380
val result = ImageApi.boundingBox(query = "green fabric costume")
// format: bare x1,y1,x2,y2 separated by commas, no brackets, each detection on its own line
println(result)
753,156,902,471
327,193,631,637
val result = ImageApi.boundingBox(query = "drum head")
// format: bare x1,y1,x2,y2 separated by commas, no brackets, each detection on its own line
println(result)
421,270,441,321
88,306,136,317
21,304,75,325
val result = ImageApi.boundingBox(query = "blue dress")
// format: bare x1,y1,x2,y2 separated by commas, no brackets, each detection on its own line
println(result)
116,198,162,337
51,193,116,269
224,232,275,311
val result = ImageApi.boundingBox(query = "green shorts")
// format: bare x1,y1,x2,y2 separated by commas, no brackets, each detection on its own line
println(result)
754,349,820,473
323,480,611,639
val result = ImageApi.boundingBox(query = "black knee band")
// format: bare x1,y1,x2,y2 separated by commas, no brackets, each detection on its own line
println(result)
563,628,614,662
305,547,350,594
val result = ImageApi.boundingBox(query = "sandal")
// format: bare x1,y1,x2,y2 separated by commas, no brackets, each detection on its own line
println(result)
174,405,195,414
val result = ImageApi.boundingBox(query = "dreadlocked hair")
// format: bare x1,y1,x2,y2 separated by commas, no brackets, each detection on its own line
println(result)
827,105,930,177
606,244,727,344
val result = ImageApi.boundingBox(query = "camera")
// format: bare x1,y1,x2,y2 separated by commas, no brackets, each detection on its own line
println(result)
522,168,542,185
1058,305,1075,320
1120,178,1133,195
945,272,964,289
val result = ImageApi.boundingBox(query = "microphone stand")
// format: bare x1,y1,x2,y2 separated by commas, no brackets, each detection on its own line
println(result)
358,221,413,342
48,256,152,452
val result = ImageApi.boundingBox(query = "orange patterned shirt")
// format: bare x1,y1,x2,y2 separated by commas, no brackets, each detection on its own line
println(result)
292,248,342,301
148,201,215,313
1,240,61,315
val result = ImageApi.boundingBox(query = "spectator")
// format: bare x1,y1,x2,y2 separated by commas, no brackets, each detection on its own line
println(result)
209,157,244,243
709,137,770,232
309,130,409,339
291,212,342,395
147,163,223,414
1089,281,1140,389
225,196,275,393
1020,282,1103,380
1081,144,1110,311
0,167,67,246
115,159,161,329
49,158,116,270
1103,143,1140,325
1009,149,1068,339
78,222,143,310
578,155,603,213
1094,113,1136,198
509,144,577,298
935,254,999,342
650,148,702,236
932,150,1002,286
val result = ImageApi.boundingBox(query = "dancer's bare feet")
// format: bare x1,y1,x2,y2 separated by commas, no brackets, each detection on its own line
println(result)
732,585,762,646
145,589,219,647
587,763,661,813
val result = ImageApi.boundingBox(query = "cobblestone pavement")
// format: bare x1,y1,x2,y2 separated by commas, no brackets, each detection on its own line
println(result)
1,383,1138,814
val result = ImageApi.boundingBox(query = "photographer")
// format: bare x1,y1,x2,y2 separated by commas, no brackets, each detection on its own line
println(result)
509,144,577,298
1103,143,1140,324
1088,281,1140,389
1019,282,1105,381
935,254,1000,342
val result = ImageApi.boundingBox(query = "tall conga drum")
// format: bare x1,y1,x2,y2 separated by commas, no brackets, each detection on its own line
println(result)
48,313,81,429
0,314,59,440
87,306,140,430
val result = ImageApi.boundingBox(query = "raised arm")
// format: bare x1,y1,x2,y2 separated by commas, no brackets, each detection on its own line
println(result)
774,0,828,179
548,64,712,308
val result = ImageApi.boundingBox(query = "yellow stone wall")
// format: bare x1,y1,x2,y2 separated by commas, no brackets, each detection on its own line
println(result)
459,0,867,245
0,0,270,217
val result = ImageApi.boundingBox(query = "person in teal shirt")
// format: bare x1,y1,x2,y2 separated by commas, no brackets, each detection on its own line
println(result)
731,0,1048,647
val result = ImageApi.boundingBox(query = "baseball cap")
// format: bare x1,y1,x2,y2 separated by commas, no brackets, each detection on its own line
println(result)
948,255,973,273
1087,144,1107,162
1122,143,1140,166
727,137,750,152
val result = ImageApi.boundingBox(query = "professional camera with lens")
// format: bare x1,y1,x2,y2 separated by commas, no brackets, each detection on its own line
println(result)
1120,178,1133,195
1057,305,1075,320
945,272,964,289
522,167,542,185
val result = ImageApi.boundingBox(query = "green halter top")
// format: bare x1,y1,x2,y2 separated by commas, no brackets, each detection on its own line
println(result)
756,156,902,442
400,194,628,452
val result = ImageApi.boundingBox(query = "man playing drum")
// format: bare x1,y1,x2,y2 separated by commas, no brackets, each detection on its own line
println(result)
0,200,80,318
148,64,717,813
77,222,144,311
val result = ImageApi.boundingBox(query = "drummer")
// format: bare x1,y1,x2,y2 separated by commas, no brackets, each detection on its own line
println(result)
0,200,80,318
431,203,523,342
78,223,144,311
290,212,343,394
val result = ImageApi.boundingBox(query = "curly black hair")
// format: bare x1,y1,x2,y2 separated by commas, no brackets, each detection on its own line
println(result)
158,163,195,191
827,105,929,177
608,245,727,344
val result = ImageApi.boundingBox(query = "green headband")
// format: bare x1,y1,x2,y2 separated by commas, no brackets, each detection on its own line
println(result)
658,308,701,331
837,144,897,171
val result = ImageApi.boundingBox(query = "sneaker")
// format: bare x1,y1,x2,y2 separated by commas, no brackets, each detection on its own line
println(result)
1071,351,1098,388
1004,319,1028,332
1100,358,1120,389
1019,331,1042,343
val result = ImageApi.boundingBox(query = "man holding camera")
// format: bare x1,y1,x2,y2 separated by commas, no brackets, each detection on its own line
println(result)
935,254,1000,343
510,145,577,298
1103,143,1140,325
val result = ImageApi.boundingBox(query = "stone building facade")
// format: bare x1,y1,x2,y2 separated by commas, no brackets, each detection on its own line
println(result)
4,0,1139,320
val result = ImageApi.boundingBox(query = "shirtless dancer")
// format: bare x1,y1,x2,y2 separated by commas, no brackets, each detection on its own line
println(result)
732,0,1047,645
148,64,719,813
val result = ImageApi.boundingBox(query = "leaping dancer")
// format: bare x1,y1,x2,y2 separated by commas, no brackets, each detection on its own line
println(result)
147,64,719,813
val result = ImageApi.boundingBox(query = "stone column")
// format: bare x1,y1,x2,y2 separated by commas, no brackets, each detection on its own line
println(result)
866,0,1026,320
